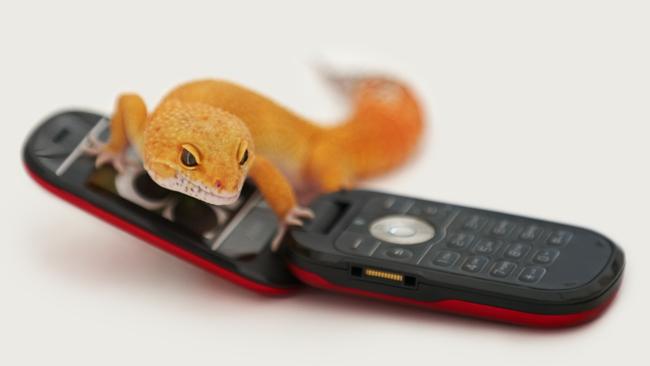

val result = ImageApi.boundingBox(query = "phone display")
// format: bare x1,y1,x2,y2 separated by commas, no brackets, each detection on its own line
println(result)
24,111,298,293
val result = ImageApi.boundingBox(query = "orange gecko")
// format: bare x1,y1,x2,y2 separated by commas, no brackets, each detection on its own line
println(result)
87,71,424,250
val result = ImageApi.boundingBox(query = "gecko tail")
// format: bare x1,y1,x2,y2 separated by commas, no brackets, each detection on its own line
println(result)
310,65,425,184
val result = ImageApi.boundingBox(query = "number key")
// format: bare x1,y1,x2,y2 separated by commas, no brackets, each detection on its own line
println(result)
548,230,573,246
533,248,560,265
490,261,517,278
504,243,531,260
463,214,488,231
492,220,515,236
431,250,461,267
520,225,543,241
461,256,489,273
447,233,475,249
519,266,546,283
473,239,502,255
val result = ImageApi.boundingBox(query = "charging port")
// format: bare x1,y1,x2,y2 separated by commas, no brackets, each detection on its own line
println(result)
350,265,417,288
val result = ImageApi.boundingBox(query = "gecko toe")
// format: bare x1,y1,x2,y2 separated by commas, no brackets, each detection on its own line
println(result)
270,224,288,252
284,206,314,228
300,207,316,219
94,150,127,173
272,206,315,251
285,217,303,226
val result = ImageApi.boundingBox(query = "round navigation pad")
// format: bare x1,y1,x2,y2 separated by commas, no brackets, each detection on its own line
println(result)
369,215,435,245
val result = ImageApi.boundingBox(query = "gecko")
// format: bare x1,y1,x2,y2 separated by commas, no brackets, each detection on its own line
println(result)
87,71,424,250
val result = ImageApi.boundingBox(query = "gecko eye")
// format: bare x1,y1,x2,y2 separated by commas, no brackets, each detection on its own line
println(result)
180,148,198,167
239,149,249,166
180,146,199,168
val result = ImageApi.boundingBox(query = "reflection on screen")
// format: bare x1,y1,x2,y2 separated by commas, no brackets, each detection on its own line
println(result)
87,164,258,246
56,119,276,259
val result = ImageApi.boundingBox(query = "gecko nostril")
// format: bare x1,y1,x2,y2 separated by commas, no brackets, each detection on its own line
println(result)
215,179,223,189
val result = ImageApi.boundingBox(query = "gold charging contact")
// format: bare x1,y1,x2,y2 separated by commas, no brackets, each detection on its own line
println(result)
363,268,404,282
350,266,417,287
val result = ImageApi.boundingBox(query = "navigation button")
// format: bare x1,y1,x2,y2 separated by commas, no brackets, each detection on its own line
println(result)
347,216,370,233
388,225,416,237
334,232,380,256
384,247,414,260
364,197,414,214
408,204,439,216
369,215,435,245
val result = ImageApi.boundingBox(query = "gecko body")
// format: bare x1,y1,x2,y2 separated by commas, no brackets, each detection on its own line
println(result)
89,73,423,249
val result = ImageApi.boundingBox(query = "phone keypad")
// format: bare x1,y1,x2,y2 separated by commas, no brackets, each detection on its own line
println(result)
447,233,475,249
472,239,502,255
431,250,461,267
339,196,576,287
369,215,435,245
384,247,415,261
490,261,517,278
462,214,488,231
519,266,547,283
335,232,381,256
520,225,543,241
504,243,531,260
548,230,573,246
532,248,560,265
461,255,489,273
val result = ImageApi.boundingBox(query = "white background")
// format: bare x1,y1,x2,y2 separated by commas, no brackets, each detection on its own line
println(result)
1,1,648,365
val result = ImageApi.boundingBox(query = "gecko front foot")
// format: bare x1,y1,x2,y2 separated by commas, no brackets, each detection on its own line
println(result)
270,206,316,252
84,135,130,173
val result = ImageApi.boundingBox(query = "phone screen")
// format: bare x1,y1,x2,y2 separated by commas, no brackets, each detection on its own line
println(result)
58,118,278,260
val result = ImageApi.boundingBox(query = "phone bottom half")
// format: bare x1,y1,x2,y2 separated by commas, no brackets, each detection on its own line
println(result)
284,253,622,328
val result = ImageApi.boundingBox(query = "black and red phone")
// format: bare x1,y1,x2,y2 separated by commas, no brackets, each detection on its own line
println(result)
24,110,624,327
283,190,623,327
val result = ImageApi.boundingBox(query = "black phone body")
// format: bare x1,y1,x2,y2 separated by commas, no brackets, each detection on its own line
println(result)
25,110,624,326
283,190,624,327
24,110,298,294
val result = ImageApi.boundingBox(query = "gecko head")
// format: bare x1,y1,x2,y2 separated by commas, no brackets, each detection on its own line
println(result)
142,100,255,205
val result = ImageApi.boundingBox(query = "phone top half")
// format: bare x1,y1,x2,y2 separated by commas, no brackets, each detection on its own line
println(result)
23,110,299,294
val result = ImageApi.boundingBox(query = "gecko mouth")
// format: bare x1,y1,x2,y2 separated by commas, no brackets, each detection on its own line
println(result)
150,171,240,206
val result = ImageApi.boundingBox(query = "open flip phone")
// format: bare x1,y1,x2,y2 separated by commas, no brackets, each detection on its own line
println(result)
24,111,624,327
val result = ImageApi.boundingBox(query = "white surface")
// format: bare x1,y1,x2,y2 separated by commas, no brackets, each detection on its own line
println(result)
1,1,648,365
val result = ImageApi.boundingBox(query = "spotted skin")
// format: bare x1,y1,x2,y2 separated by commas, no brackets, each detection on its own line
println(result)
89,75,424,250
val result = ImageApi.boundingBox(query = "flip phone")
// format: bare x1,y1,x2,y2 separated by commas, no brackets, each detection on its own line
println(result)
24,110,624,327
283,190,623,327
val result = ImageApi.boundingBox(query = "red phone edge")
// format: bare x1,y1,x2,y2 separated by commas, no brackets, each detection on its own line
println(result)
25,165,297,296
287,263,618,327
24,163,619,325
